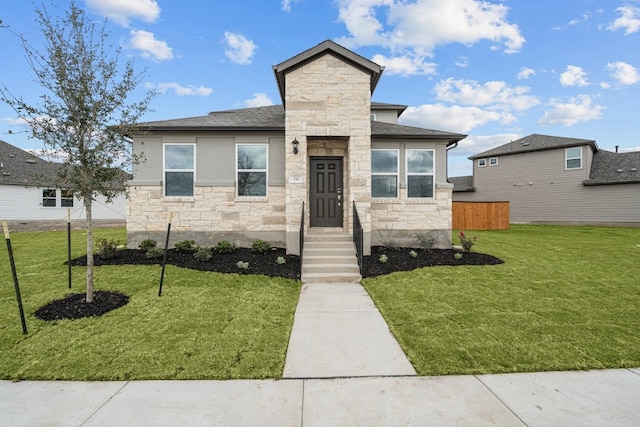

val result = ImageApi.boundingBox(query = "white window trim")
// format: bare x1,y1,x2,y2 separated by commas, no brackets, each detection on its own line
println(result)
489,157,499,166
163,143,196,198
370,113,377,121
371,148,399,199
236,143,269,198
478,158,487,167
565,146,582,170
406,149,435,199
42,188,57,207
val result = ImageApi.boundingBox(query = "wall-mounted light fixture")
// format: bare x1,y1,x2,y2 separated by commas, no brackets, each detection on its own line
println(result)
292,138,300,155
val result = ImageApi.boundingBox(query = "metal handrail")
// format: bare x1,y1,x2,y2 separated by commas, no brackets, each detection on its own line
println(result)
299,202,305,280
352,201,363,276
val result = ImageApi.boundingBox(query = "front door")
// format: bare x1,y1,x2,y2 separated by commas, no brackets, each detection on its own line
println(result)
310,157,343,227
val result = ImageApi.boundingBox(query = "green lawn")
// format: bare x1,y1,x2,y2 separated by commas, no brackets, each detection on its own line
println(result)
0,227,300,380
362,225,640,376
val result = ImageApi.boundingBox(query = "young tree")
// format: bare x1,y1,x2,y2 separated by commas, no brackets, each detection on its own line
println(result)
0,2,155,302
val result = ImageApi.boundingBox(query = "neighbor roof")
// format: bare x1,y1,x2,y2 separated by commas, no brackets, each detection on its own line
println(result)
584,150,640,185
272,40,384,105
469,134,598,160
0,139,58,187
449,175,475,192
137,104,466,143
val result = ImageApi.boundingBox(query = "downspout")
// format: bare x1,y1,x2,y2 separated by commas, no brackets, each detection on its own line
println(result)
446,141,458,181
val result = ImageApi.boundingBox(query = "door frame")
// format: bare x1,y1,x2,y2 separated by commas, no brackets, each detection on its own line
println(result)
309,156,344,228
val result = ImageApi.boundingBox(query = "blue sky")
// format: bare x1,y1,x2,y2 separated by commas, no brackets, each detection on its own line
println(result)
1,0,639,176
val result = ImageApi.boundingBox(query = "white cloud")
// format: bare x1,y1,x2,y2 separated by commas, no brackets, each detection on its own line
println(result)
1,116,29,127
85,0,160,26
400,104,515,133
455,133,521,156
607,61,640,85
224,32,257,65
517,67,535,80
560,65,589,87
455,56,469,68
146,82,212,96
129,30,173,61
371,53,437,76
336,0,525,66
282,0,299,12
434,78,540,111
244,93,274,107
537,95,603,127
609,6,640,35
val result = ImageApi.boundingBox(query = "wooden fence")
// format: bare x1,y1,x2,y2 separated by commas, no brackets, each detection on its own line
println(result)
452,201,509,230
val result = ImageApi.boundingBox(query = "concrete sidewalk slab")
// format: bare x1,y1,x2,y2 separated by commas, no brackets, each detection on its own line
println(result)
283,283,416,378
477,368,640,427
303,376,524,426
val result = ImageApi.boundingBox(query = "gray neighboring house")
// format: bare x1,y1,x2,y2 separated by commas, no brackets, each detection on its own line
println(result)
0,139,126,222
450,134,640,226
127,40,467,254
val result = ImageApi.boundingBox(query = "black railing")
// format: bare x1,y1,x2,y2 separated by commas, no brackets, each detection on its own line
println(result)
299,202,305,280
352,201,363,276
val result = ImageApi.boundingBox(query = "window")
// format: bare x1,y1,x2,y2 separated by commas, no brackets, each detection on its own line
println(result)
489,157,499,166
406,149,434,198
164,144,195,197
478,158,487,167
370,114,377,121
42,189,56,207
61,189,74,207
566,147,582,169
237,144,267,197
371,149,399,198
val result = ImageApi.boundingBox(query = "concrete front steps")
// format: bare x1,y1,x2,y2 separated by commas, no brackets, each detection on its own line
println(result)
301,228,362,283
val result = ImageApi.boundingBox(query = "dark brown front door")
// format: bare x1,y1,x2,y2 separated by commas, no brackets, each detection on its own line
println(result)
310,157,343,227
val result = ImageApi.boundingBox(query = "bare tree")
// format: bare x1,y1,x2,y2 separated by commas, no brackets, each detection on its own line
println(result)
0,2,155,302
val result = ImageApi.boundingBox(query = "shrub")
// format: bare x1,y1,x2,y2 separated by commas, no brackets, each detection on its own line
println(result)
145,247,164,259
138,239,157,252
175,240,196,254
236,261,249,269
415,233,436,250
194,248,212,262
378,254,388,264
409,250,418,258
96,238,119,259
214,240,237,254
454,252,463,260
276,256,286,265
251,239,271,255
459,231,477,253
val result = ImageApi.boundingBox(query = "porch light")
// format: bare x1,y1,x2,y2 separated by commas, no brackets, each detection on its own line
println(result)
292,138,300,155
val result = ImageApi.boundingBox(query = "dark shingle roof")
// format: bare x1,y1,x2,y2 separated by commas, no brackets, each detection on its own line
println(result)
469,134,597,159
0,139,58,186
138,104,466,143
584,150,640,185
449,175,475,192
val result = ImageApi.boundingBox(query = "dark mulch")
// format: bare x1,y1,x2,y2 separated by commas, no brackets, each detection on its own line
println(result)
34,291,129,321
47,245,502,321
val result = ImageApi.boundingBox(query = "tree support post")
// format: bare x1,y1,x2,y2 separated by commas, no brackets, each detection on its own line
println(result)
2,220,28,334
158,212,173,297
67,208,72,289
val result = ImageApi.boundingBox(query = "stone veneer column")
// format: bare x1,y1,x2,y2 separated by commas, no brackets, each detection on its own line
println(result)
284,53,372,255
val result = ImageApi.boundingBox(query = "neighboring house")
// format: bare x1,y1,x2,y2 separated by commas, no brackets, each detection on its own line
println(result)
127,40,466,255
450,134,640,226
0,139,127,221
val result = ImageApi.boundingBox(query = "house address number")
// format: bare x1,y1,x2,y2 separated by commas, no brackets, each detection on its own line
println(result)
289,175,304,184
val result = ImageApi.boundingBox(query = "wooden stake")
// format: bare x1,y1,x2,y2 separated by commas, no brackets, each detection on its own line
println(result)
2,220,28,334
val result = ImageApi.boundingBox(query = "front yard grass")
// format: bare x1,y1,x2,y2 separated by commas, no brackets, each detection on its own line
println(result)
362,224,640,376
0,228,300,380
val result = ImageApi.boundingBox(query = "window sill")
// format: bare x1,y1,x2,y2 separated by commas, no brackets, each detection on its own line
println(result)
162,197,195,203
235,196,269,202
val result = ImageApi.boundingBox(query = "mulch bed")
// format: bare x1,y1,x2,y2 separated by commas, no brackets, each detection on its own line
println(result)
34,291,129,321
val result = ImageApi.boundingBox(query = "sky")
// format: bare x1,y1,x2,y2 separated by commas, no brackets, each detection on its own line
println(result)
1,0,640,177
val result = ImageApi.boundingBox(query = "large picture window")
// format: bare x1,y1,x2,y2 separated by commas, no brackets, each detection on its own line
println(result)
237,144,267,197
406,149,434,198
371,149,398,198
164,144,195,197
566,147,582,169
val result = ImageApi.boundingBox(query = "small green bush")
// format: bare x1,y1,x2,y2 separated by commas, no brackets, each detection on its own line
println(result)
174,240,196,254
194,248,213,262
236,261,249,269
138,239,157,252
251,239,271,255
409,250,418,258
415,234,436,250
454,252,463,260
214,240,237,254
96,238,119,259
458,231,477,252
145,247,164,259
378,254,388,264
276,256,286,265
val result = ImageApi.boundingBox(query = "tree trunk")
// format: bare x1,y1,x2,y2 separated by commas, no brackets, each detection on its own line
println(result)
85,195,94,303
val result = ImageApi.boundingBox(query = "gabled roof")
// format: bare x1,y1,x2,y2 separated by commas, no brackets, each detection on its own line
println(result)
136,105,466,144
584,150,640,185
469,134,598,159
272,40,384,105
371,101,408,117
0,139,58,186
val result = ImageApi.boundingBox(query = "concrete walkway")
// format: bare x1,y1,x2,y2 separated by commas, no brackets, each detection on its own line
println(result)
283,282,415,378
1,369,639,426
